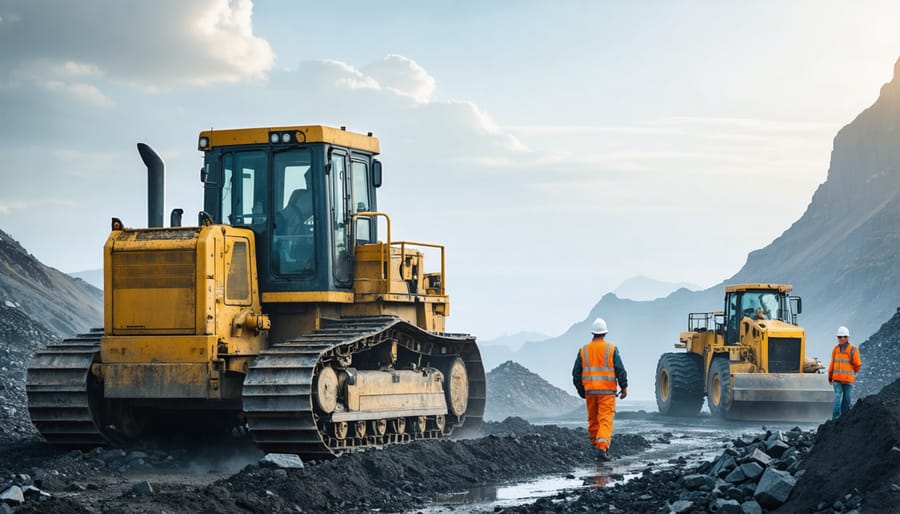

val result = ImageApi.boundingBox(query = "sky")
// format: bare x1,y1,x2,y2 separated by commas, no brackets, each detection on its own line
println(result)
1,1,900,340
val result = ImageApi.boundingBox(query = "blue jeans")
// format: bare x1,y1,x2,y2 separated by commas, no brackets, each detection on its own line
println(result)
832,382,853,420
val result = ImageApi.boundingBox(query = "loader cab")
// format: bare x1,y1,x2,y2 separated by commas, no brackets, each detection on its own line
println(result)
198,126,382,296
723,284,797,344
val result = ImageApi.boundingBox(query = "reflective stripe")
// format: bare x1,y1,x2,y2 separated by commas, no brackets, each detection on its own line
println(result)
582,340,618,393
831,343,858,383
594,437,610,443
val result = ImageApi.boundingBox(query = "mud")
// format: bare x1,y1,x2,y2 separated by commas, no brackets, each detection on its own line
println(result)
0,418,649,513
3,384,899,513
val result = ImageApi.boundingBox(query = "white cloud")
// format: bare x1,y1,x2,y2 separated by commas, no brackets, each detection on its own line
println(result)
362,54,437,103
0,0,274,91
0,198,75,214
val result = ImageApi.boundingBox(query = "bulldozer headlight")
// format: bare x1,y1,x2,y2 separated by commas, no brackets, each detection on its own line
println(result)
198,136,209,149
269,133,280,143
280,132,291,143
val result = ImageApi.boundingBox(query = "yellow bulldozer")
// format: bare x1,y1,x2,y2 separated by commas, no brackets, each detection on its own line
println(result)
655,284,832,421
26,125,485,457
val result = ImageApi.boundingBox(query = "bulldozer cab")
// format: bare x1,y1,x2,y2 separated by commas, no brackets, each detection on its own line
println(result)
198,126,382,296
724,284,800,344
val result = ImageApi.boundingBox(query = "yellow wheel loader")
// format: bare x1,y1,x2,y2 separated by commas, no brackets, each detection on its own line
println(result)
26,125,485,457
655,284,832,421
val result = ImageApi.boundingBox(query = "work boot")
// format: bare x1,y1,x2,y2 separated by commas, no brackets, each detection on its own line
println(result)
596,448,612,461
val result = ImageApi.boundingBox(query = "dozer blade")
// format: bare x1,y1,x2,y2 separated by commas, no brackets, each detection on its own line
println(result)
728,373,833,422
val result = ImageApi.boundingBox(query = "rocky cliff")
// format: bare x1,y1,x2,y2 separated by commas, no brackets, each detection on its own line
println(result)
0,229,102,337
509,57,900,399
484,361,582,421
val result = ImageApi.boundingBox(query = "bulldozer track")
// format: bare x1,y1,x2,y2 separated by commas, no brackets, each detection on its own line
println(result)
26,330,108,446
242,316,485,457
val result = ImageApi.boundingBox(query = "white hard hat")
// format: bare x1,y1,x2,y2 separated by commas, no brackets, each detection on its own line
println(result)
836,326,850,337
591,318,608,335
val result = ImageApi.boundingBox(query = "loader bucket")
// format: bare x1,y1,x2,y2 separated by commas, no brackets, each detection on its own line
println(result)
727,373,833,421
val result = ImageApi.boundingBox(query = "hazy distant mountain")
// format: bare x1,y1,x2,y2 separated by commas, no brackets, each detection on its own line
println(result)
69,268,103,290
510,56,900,400
478,331,550,372
484,360,582,421
613,275,700,301
0,229,102,337
480,331,550,349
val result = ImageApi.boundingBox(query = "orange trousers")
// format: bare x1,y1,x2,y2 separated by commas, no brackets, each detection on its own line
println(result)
585,394,616,450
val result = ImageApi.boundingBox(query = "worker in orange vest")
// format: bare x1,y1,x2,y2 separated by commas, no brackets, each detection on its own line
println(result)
828,325,861,420
572,318,628,461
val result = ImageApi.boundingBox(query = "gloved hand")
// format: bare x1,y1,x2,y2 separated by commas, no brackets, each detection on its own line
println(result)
576,387,586,399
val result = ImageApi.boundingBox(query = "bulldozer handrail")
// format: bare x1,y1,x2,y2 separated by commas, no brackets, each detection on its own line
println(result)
352,211,392,283
350,211,446,296
392,240,446,296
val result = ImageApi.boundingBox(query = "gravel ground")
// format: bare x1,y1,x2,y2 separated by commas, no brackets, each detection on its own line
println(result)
1,382,898,513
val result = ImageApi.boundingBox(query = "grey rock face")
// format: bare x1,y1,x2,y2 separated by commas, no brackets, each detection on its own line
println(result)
131,481,153,496
683,473,715,490
0,486,24,505
670,499,693,513
740,499,762,514
259,453,305,469
753,468,797,508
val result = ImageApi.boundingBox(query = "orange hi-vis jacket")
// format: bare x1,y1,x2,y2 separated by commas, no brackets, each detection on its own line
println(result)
828,343,861,384
580,340,618,395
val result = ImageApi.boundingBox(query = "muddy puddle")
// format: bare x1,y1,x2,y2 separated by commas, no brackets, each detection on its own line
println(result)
422,406,821,513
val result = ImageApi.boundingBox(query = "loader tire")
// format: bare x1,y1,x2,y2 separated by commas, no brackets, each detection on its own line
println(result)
655,353,704,417
706,357,732,418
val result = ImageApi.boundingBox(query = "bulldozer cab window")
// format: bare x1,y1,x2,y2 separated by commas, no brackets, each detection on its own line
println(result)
331,152,351,284
273,149,315,276
221,151,268,227
351,159,374,245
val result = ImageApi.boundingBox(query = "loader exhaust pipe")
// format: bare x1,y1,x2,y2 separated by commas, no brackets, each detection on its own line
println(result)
137,143,165,228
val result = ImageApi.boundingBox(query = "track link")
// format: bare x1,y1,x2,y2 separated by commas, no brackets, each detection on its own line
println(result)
26,330,110,446
242,316,485,457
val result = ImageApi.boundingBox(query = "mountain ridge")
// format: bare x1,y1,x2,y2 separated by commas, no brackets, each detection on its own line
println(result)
0,228,102,337
508,56,900,399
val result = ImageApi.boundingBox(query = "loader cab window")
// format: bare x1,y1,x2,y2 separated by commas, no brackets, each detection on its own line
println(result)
727,290,791,343
741,292,785,322
273,149,315,276
222,151,268,227
725,293,739,344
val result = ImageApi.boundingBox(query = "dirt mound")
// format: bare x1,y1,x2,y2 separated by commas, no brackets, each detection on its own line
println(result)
485,361,582,421
777,378,900,512
855,307,900,399
878,377,900,400
0,303,58,444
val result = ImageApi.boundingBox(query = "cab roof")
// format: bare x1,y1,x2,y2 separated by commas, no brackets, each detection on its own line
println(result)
724,283,793,293
198,125,380,154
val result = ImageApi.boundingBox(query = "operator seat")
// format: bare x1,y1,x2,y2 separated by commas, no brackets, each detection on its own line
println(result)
277,188,314,273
